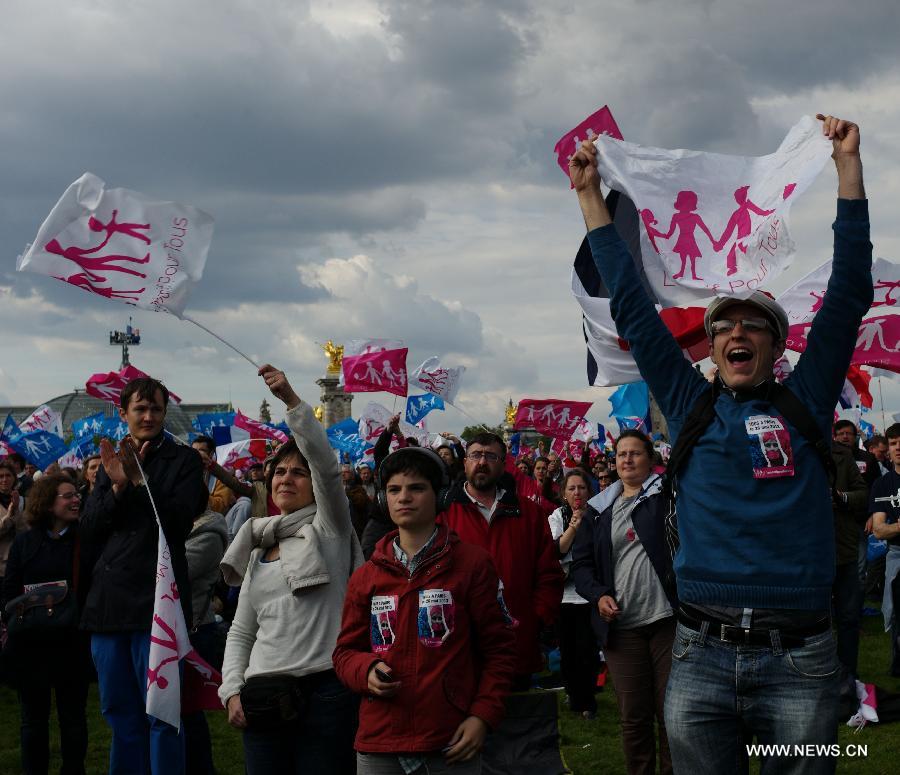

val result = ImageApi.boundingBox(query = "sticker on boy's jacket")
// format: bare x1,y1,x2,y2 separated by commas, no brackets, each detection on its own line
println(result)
417,589,454,647
497,579,519,628
370,595,398,652
745,415,794,479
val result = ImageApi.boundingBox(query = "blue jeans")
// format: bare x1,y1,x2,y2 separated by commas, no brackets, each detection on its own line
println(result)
91,632,185,775
242,671,358,775
664,622,840,775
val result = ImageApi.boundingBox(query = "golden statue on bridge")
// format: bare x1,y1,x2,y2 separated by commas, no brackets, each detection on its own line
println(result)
321,340,344,374
505,399,518,426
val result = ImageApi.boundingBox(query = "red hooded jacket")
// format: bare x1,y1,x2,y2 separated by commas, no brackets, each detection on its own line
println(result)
333,525,516,754
438,481,564,675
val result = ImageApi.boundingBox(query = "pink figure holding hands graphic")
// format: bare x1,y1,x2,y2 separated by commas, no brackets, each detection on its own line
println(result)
715,186,774,276
659,191,718,281
88,209,152,245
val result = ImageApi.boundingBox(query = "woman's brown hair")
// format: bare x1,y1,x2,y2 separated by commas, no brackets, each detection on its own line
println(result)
25,474,74,531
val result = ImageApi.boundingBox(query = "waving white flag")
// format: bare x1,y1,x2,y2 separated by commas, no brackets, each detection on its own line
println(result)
17,173,213,317
594,116,832,306
410,357,465,405
20,404,63,437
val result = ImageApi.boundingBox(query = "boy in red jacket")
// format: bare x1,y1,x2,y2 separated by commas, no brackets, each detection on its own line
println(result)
333,448,516,774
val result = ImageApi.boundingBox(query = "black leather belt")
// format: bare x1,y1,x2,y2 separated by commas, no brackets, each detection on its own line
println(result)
677,605,830,649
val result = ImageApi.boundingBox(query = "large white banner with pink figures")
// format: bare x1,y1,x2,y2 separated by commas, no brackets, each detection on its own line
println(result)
777,257,900,372
17,173,213,317
594,116,832,306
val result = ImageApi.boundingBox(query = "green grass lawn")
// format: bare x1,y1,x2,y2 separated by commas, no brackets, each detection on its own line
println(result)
1,613,899,773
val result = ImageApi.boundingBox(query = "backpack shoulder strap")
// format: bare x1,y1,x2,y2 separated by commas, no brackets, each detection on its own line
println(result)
768,383,837,486
665,383,718,484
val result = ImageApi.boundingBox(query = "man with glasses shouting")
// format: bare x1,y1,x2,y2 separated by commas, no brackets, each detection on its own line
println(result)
440,432,563,690
569,114,871,773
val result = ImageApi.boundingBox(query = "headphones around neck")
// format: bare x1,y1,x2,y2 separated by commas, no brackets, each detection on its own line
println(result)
375,446,452,516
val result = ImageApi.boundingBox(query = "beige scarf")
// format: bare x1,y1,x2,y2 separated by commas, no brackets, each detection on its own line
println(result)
221,504,363,593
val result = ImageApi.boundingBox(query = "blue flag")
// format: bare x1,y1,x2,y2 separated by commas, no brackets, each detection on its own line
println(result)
327,418,367,458
100,416,129,441
193,412,236,436
67,434,100,459
508,433,521,457
1,414,22,445
71,412,106,440
12,429,69,470
609,383,652,434
405,394,445,425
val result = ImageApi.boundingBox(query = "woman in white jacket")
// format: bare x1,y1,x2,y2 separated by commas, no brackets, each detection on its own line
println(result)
219,365,363,775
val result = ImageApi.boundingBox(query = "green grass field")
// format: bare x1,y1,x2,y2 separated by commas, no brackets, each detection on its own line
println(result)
1,612,899,773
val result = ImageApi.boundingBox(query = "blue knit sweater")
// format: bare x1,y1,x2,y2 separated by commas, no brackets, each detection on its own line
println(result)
587,199,872,610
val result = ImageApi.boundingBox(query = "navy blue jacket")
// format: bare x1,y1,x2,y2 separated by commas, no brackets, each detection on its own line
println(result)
571,475,676,648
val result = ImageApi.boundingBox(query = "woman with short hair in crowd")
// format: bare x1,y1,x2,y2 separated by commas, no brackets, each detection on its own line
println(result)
2,474,90,775
572,429,677,775
548,469,600,718
219,365,362,774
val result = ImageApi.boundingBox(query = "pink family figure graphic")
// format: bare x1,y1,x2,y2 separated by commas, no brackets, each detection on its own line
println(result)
714,186,775,276
872,279,900,307
419,369,447,392
642,191,717,281
45,238,150,282
54,272,145,301
88,209,152,245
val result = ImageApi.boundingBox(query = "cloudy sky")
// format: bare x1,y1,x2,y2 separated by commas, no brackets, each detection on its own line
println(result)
2,0,899,434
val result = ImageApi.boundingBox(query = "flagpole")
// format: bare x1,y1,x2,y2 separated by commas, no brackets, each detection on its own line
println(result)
451,402,492,433
183,315,260,369
879,376,886,433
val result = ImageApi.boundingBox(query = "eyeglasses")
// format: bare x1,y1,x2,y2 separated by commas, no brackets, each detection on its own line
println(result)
709,317,772,336
57,491,81,500
466,451,501,463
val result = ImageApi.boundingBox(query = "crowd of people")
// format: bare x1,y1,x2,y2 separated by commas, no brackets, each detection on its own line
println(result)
0,112,897,775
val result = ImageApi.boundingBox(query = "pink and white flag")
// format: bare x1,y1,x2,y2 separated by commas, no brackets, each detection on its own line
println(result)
85,364,182,405
778,257,900,372
554,104,624,182
20,404,63,437
17,173,213,317
594,116,832,306
343,348,408,397
514,399,593,439
569,417,597,444
216,439,273,471
146,515,193,728
410,357,465,405
233,411,289,443
358,402,428,448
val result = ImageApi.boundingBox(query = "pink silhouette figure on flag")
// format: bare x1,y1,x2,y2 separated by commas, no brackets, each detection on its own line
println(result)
872,280,900,307
45,238,150,281
54,272,145,300
88,209,151,245
714,186,775,276
147,615,181,690
161,582,180,604
644,191,718,281
808,290,826,314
